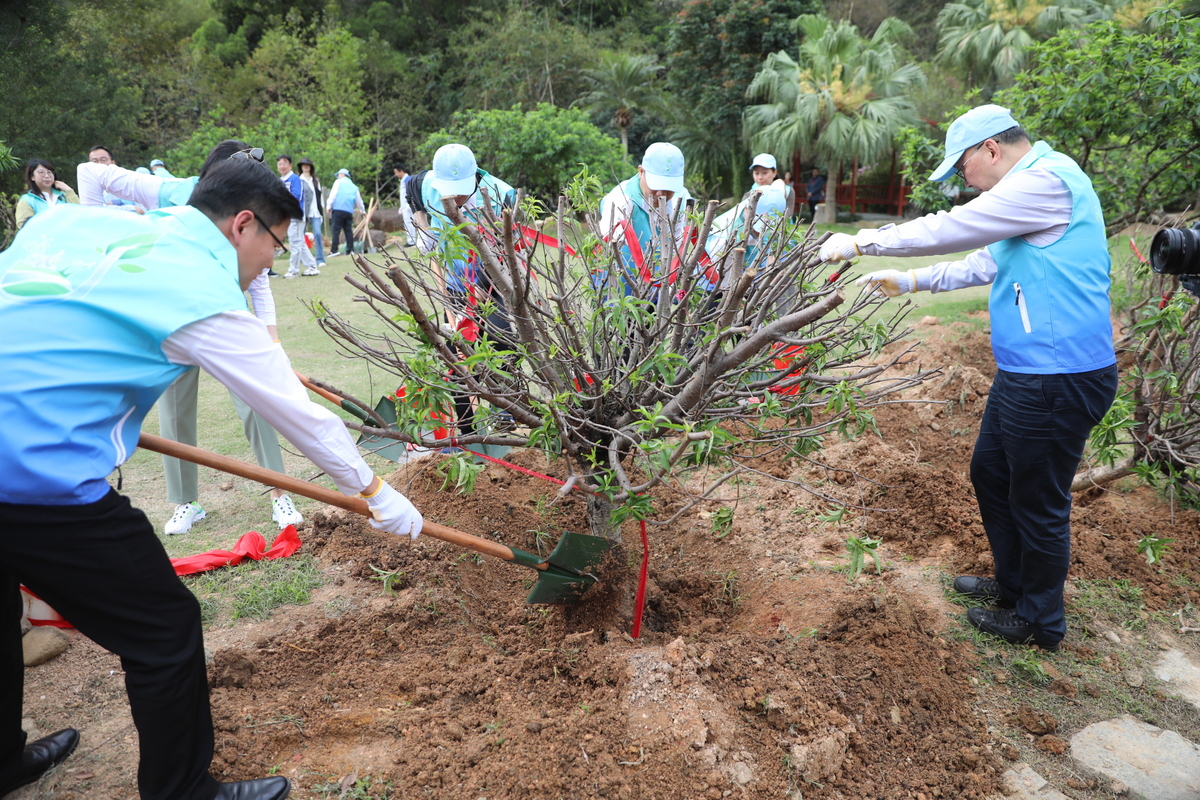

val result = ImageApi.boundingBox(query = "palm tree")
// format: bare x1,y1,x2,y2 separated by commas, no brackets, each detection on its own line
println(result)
576,52,663,157
744,16,925,175
935,0,1102,92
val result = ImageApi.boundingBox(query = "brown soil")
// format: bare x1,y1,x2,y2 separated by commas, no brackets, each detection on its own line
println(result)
18,328,1200,800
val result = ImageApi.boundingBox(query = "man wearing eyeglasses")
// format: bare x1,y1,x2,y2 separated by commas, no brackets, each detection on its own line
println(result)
0,158,423,800
76,143,310,537
818,104,1118,653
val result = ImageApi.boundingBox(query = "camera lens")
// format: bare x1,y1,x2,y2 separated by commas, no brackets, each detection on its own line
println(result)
1150,224,1200,276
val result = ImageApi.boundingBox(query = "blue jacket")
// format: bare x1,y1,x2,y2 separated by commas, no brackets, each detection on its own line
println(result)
987,143,1115,375
280,172,303,207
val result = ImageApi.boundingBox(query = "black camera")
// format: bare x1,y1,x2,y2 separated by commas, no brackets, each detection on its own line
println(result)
1150,221,1200,296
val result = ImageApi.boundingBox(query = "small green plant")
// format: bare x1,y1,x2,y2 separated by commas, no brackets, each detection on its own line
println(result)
843,535,882,579
436,451,484,494
529,527,555,556
1010,654,1051,683
368,564,407,595
1137,535,1175,566
709,569,744,609
816,505,850,524
711,506,735,539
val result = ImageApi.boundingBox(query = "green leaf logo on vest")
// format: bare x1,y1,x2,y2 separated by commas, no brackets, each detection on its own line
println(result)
0,233,162,301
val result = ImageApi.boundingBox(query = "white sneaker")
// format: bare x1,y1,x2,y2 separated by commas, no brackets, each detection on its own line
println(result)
284,269,299,278
272,495,303,529
302,266,321,276
165,502,206,535
316,262,327,268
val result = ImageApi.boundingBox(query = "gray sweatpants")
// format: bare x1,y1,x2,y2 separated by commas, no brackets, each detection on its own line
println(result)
286,217,317,275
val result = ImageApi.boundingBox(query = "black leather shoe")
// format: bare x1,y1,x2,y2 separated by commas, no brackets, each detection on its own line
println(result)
213,776,291,800
953,575,1015,608
0,728,79,797
967,607,1059,652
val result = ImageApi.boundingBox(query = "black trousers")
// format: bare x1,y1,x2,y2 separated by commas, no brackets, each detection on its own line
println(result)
970,365,1118,645
0,490,220,800
330,210,355,255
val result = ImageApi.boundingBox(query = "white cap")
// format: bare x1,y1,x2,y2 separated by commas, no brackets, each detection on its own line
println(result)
150,159,164,168
430,143,478,197
640,142,686,194
750,153,777,171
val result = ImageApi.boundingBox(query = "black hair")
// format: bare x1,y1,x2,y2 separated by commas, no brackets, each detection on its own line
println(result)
189,158,303,228
393,162,408,173
277,154,292,164
992,126,1031,146
88,145,114,159
24,159,56,195
198,139,252,179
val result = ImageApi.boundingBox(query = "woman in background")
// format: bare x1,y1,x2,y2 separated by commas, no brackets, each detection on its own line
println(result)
15,160,79,229
296,157,326,269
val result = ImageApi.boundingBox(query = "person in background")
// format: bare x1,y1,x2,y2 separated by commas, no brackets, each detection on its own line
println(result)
276,155,319,277
136,166,152,175
0,157,422,800
819,104,1118,652
15,160,79,230
597,142,693,298
393,162,419,245
77,141,307,535
149,158,175,178
87,146,144,214
325,167,365,257
748,153,793,217
805,167,826,220
296,157,326,270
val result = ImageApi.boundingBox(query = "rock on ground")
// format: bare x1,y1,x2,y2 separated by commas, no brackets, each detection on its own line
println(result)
1155,649,1200,711
1001,764,1071,799
1070,716,1200,800
23,627,71,667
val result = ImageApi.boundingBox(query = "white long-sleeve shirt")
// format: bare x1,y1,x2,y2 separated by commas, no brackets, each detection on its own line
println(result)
160,310,374,495
853,160,1073,292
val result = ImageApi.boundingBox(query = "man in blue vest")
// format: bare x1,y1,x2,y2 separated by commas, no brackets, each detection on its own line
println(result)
819,105,1118,652
0,158,423,800
325,168,366,257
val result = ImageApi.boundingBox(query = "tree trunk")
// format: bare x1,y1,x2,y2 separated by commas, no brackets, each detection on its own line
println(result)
1071,456,1137,492
620,125,629,159
586,492,621,544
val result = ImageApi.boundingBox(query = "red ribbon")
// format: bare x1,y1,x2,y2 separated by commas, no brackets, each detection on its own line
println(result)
170,525,301,576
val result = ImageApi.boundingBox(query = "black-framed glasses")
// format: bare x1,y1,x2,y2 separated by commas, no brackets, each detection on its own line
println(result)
229,147,265,163
253,212,288,253
954,144,984,180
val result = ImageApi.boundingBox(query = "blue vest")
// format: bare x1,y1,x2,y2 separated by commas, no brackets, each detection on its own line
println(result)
986,143,1115,374
0,205,250,505
20,190,69,219
157,176,199,209
422,170,516,292
329,177,361,213
597,177,693,296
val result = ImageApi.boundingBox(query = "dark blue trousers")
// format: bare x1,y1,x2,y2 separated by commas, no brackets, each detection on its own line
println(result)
970,365,1118,645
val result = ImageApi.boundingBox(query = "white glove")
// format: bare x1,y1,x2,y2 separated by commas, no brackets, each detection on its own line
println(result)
818,233,862,262
856,269,916,297
364,481,423,540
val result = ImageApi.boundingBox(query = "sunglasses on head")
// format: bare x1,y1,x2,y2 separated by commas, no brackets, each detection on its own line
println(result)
229,147,265,163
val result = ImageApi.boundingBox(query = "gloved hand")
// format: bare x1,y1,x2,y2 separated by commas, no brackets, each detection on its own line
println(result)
363,480,423,540
855,269,916,297
818,233,862,262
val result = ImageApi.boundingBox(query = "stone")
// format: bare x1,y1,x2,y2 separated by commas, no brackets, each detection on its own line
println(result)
919,315,939,326
1155,650,1200,711
1104,630,1122,644
1124,670,1144,688
1070,716,1200,800
23,627,70,666
1001,764,1071,799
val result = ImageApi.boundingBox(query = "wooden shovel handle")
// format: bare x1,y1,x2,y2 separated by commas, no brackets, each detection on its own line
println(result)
137,432,519,563
293,370,345,408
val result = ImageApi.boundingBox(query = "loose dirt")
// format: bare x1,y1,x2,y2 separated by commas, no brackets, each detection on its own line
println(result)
18,328,1200,800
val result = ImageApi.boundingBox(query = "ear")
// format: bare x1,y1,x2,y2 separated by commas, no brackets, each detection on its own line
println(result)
227,209,256,246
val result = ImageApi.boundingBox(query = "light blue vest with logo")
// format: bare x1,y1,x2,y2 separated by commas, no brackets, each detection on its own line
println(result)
986,143,1115,375
0,204,250,505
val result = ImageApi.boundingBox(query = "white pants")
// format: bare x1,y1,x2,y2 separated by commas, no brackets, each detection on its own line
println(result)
287,218,317,274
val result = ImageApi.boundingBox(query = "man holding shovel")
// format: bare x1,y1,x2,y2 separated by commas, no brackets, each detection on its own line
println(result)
818,104,1118,652
0,158,422,800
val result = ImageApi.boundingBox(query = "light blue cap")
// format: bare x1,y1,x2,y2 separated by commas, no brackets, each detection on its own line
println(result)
749,186,787,231
150,159,164,168
930,104,1020,182
135,166,151,174
641,142,685,193
336,168,350,176
430,143,477,197
750,153,777,171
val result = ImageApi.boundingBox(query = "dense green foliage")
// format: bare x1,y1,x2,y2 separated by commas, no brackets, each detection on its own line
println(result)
422,105,628,203
895,126,957,214
998,11,1200,229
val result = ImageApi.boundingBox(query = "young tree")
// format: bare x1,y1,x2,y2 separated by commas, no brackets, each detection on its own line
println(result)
312,177,934,542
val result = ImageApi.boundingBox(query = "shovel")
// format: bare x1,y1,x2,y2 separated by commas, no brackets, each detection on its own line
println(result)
137,433,613,604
